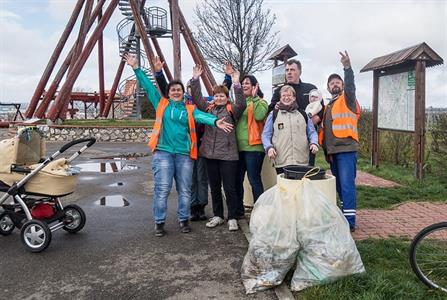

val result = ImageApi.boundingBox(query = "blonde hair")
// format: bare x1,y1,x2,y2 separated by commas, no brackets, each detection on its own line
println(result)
280,85,296,96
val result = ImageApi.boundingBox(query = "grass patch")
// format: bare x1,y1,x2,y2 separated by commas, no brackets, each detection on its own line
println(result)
294,238,446,300
61,119,154,127
314,152,447,209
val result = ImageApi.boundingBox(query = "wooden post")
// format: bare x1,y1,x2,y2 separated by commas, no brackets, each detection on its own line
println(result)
34,0,107,118
414,60,426,179
26,0,86,118
372,70,380,167
178,7,216,95
129,1,161,94
170,0,181,79
97,4,106,115
47,0,119,121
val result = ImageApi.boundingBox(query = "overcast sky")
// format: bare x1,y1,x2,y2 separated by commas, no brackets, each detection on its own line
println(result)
0,0,446,109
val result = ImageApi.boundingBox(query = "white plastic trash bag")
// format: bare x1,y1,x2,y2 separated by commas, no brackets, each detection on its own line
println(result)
291,178,365,291
241,184,301,294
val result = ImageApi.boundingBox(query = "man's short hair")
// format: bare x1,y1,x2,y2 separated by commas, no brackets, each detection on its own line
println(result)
213,85,229,97
327,73,343,86
280,85,296,96
286,59,302,71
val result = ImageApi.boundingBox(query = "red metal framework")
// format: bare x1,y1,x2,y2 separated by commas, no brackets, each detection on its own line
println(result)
26,0,216,121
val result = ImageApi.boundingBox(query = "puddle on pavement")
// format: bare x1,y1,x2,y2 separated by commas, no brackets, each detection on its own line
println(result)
95,195,130,207
80,176,97,181
76,160,139,173
109,182,124,187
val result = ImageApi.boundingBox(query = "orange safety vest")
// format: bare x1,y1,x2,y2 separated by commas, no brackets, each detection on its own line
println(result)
148,98,198,160
247,102,264,145
318,93,360,145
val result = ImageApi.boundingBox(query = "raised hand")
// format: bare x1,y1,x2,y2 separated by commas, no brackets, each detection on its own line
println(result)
339,50,351,69
152,56,164,72
224,61,235,76
310,143,319,154
252,83,259,97
231,69,240,84
267,147,277,159
123,53,138,69
216,117,234,133
193,64,203,80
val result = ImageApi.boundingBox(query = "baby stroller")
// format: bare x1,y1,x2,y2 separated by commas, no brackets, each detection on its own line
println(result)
0,127,95,252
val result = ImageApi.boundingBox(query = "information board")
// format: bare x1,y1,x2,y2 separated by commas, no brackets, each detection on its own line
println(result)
378,71,416,131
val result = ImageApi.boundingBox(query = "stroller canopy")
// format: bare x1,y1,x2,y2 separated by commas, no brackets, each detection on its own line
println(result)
0,127,46,173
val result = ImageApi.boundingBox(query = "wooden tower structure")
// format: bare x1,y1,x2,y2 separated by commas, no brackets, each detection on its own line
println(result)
25,0,216,121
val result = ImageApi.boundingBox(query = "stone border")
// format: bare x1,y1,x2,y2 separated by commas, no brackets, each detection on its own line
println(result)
30,125,152,143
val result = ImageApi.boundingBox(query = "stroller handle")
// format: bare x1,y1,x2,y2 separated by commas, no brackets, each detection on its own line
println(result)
60,138,96,153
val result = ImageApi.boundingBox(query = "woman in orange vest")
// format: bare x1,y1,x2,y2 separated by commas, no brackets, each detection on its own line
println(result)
235,75,268,216
189,65,246,231
123,54,233,237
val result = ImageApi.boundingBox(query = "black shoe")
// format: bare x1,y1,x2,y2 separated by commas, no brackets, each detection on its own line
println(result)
190,205,201,222
198,205,207,221
179,220,191,233
155,223,165,237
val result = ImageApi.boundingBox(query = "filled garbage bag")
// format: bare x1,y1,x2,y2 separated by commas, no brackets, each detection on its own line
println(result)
241,183,301,294
291,178,365,291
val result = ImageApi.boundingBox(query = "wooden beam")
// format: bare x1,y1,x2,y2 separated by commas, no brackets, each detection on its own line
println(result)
47,0,119,121
34,0,107,118
170,0,181,79
372,70,379,167
26,0,86,118
178,6,216,95
414,61,426,179
97,4,106,115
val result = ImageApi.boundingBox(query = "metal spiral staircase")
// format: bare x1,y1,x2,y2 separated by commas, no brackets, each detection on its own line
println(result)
115,0,171,119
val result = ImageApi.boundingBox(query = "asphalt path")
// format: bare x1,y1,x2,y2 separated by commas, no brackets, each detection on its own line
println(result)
0,142,276,300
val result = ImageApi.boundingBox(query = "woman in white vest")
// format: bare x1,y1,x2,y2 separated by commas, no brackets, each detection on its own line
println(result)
261,85,319,174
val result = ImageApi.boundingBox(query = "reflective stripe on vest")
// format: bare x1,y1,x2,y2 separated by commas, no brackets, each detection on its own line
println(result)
318,93,360,145
247,102,264,145
147,98,198,160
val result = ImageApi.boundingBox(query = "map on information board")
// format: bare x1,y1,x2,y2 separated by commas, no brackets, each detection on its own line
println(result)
378,71,415,131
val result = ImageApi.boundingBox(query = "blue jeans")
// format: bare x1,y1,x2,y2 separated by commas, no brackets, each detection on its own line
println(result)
191,157,208,208
236,151,265,216
329,151,357,227
151,151,193,224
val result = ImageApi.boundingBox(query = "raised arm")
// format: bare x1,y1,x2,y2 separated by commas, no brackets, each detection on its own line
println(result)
123,54,161,108
190,65,210,112
230,70,247,120
153,56,168,98
340,51,357,112
223,62,234,90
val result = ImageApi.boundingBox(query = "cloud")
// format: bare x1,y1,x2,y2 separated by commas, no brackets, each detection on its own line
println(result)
0,0,446,109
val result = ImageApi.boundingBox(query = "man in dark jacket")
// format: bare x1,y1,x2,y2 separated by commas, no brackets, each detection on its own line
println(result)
269,59,322,165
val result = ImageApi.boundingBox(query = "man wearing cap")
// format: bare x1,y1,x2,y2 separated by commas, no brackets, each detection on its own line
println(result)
319,51,360,232
269,59,322,165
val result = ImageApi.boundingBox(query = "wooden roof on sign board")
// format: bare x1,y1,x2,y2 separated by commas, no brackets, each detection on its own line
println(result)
360,42,444,72
267,44,297,61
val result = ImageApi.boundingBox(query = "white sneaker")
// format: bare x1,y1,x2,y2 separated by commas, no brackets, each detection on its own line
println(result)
206,216,224,228
228,219,238,231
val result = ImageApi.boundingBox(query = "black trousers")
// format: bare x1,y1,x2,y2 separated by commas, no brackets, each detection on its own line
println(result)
206,159,239,220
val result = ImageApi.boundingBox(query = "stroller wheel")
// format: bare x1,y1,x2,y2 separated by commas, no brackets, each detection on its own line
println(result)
62,205,86,233
0,212,15,236
20,220,52,253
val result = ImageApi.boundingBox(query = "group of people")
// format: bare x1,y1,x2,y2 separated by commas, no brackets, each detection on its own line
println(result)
123,50,360,237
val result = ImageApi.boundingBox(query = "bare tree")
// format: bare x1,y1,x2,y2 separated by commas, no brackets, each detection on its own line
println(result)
194,0,278,78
